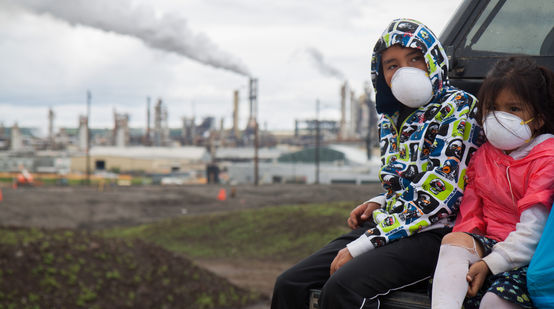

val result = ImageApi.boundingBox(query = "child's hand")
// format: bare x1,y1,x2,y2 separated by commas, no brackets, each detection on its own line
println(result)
347,202,380,229
466,261,490,297
330,248,353,275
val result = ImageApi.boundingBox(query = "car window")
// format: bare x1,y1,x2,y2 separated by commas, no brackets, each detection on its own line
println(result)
463,0,553,56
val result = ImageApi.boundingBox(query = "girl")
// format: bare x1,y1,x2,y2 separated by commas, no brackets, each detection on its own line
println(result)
431,56,554,309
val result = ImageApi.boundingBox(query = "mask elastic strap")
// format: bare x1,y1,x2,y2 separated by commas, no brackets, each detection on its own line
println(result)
521,118,534,143
520,118,534,125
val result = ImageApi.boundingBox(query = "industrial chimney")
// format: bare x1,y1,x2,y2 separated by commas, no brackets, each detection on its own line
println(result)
48,108,55,149
233,90,239,139
246,78,258,133
113,109,130,148
339,81,348,140
153,99,169,146
10,122,23,151
350,90,358,138
78,116,88,151
145,97,151,146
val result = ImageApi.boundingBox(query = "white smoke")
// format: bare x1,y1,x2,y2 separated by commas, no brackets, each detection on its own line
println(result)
6,0,251,76
306,47,344,80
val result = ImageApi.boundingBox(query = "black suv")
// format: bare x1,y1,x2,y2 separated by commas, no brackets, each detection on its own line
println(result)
440,0,554,96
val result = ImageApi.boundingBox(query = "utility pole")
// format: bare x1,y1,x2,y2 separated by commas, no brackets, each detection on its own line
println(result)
254,121,259,185
86,90,91,186
248,78,260,186
315,99,320,184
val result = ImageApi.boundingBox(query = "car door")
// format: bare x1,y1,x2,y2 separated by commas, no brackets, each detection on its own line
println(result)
440,0,554,95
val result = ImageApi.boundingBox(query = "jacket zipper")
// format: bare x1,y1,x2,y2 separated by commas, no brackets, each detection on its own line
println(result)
384,110,417,149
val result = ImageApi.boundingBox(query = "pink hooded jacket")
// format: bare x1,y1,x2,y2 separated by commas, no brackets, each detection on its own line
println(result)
453,139,554,241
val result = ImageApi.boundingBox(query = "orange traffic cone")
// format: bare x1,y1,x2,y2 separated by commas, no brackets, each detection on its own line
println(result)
0,188,3,202
217,188,227,201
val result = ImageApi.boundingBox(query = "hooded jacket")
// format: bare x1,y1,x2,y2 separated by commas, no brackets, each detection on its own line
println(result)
347,19,483,257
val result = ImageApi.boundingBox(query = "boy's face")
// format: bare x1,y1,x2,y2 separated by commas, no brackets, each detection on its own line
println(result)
381,45,428,86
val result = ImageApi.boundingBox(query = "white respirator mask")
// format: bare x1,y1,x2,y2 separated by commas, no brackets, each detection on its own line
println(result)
483,111,534,150
390,67,434,108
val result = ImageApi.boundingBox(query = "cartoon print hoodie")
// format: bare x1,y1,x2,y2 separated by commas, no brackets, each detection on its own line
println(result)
347,18,483,257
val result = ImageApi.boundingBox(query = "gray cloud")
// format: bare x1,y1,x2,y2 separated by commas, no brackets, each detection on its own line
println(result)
5,0,251,76
306,47,345,80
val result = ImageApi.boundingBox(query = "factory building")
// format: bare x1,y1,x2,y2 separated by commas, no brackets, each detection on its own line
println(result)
226,145,379,185
70,146,209,175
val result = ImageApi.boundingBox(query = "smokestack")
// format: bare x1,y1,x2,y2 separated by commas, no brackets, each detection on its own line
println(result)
246,78,258,132
339,81,347,140
162,104,169,146
78,116,88,151
145,97,151,146
48,108,54,149
154,99,162,146
10,122,23,151
182,117,196,145
350,90,357,137
112,108,117,146
233,90,239,138
113,110,130,148
219,117,225,147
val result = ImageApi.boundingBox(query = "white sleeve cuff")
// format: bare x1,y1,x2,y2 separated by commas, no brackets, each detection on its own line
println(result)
482,251,511,275
346,235,374,258
482,205,548,274
366,195,386,208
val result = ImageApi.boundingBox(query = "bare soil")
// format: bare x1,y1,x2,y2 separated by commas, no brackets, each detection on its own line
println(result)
0,228,263,309
0,183,383,308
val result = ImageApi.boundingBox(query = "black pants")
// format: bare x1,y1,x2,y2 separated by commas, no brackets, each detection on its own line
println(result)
271,222,450,309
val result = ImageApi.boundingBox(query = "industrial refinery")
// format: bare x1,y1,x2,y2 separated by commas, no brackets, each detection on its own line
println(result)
0,78,380,186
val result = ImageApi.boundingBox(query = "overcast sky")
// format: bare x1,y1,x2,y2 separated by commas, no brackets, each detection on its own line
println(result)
0,0,463,136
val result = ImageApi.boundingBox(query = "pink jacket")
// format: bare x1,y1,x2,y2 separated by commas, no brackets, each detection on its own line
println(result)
453,139,554,241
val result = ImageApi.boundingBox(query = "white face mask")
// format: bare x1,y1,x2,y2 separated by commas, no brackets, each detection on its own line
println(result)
390,67,434,108
483,111,533,150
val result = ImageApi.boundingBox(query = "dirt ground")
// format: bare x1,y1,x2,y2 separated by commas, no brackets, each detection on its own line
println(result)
0,183,383,307
0,229,264,309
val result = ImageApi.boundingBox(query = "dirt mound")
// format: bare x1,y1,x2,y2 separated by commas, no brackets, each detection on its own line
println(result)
0,228,262,309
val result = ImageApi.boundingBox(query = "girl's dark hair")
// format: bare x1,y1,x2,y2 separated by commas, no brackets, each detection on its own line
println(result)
476,56,554,135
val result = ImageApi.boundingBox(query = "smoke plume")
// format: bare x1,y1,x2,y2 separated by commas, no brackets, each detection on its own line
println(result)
7,0,251,76
306,47,344,80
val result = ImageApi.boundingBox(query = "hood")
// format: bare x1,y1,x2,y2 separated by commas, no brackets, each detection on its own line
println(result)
371,18,449,115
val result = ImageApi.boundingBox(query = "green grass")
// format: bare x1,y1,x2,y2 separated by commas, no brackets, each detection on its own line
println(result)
0,201,357,262
101,201,354,261
0,228,46,245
